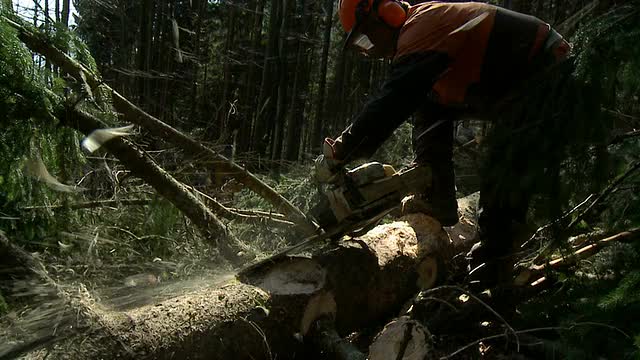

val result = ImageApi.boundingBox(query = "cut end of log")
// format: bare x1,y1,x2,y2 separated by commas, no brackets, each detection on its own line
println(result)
300,291,337,335
256,258,327,295
369,316,433,360
416,255,438,290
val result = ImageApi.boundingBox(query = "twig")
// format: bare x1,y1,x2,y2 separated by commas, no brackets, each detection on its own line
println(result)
609,130,640,145
441,322,630,359
421,285,520,351
417,296,459,313
189,186,295,227
20,199,152,211
604,108,640,121
531,228,640,272
521,194,595,249
568,161,640,229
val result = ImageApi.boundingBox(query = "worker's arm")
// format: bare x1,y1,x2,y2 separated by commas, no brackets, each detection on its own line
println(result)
331,51,450,163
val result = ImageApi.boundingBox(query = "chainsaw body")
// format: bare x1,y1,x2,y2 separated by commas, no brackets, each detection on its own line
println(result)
310,161,432,233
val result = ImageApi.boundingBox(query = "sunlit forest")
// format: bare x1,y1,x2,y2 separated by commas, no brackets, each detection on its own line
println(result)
1,0,640,358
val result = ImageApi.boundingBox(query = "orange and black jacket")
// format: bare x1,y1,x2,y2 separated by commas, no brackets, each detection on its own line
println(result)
336,1,564,161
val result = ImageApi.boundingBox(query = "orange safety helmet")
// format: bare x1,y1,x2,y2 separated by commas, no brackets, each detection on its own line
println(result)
338,0,407,33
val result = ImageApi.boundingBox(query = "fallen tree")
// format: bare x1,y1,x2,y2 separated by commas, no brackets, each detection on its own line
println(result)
57,107,253,263
15,214,451,359
2,15,316,236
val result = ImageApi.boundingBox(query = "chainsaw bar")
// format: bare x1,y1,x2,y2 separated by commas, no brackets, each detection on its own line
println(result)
236,207,397,279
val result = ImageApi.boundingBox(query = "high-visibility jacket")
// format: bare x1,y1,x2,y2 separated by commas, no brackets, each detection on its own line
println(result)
334,2,569,162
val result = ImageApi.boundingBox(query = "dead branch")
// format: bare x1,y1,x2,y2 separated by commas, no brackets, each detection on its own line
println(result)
189,187,295,227
531,228,640,272
2,15,316,235
441,321,629,360
521,194,595,249
61,107,254,263
568,161,640,229
556,0,600,37
609,129,640,145
515,228,640,286
20,199,152,211
419,285,519,351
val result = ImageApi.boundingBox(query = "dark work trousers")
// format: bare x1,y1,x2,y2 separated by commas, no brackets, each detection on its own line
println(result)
412,59,593,268
412,102,459,226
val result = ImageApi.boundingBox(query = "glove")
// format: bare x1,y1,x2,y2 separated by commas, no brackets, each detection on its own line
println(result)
314,138,345,183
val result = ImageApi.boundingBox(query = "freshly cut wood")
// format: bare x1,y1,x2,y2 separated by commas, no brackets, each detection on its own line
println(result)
368,316,434,360
514,228,640,286
22,214,449,359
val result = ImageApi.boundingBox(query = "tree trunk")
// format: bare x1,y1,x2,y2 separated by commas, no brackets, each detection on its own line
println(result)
22,214,451,359
61,0,69,27
59,108,252,264
284,0,310,162
312,0,334,152
137,0,153,108
270,0,291,162
253,0,281,156
7,16,316,233
1,0,12,13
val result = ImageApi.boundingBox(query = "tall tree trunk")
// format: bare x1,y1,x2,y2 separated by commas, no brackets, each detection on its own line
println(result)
215,4,238,142
137,0,153,108
60,108,252,264
312,0,334,152
271,0,290,162
2,0,12,13
61,0,69,27
242,0,265,153
284,0,311,162
253,0,281,157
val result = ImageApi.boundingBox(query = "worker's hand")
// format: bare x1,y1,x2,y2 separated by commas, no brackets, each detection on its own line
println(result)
314,138,345,183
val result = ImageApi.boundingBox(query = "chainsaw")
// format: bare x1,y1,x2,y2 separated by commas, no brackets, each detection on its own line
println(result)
237,158,431,277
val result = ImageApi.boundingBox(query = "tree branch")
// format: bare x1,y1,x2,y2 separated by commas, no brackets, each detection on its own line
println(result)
3,15,316,235
20,199,152,211
61,107,253,263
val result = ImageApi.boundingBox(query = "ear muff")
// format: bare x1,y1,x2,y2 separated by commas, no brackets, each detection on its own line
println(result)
377,0,406,28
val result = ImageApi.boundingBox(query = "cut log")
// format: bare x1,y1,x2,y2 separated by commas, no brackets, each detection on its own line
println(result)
368,316,434,360
19,214,449,359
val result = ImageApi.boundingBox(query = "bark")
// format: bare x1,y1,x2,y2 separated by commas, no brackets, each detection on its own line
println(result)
1,0,12,13
311,0,334,151
20,214,451,359
20,199,153,211
307,317,366,360
5,17,316,234
61,0,69,27
284,0,309,162
137,0,153,107
59,107,253,263
270,0,290,162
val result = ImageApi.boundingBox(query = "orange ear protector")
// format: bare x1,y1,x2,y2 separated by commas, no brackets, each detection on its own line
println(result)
340,0,406,32
375,0,407,28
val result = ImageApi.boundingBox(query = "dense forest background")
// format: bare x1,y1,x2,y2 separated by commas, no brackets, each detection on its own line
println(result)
1,0,640,358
